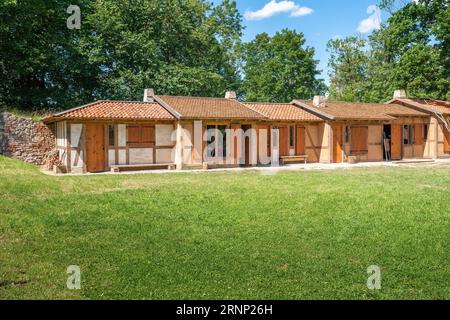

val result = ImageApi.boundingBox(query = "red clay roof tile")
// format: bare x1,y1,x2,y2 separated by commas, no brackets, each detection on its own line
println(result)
244,102,322,122
294,100,428,120
157,95,265,119
48,100,175,121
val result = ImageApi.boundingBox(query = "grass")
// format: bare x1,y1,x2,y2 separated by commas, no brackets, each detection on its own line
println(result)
0,156,449,300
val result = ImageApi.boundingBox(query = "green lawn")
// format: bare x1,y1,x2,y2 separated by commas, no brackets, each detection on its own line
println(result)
0,156,449,300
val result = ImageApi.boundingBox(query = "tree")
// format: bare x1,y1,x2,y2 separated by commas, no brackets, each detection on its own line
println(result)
241,29,325,103
0,0,96,110
327,36,369,102
327,0,450,102
0,0,244,110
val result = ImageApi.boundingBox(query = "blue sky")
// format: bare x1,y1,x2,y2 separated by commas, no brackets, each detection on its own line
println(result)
214,0,391,84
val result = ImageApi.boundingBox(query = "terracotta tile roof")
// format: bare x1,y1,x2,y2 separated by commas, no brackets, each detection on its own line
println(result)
157,95,266,119
47,100,175,121
294,100,428,121
244,102,322,122
392,98,450,115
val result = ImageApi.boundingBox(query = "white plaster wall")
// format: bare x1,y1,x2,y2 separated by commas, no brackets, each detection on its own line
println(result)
108,150,116,166
56,121,68,167
156,124,174,146
56,121,67,148
118,149,126,165
129,148,153,164
118,124,126,147
271,128,279,166
70,124,83,148
319,123,331,163
70,150,84,168
156,148,173,163
305,125,319,163
181,123,193,165
193,121,203,163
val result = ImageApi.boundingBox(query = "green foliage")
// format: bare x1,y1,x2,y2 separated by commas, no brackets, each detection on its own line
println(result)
241,29,325,103
327,36,368,102
327,0,450,102
0,0,244,110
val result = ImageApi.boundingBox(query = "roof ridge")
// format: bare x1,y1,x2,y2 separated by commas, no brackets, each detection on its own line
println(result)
102,100,159,104
244,102,293,105
158,94,234,101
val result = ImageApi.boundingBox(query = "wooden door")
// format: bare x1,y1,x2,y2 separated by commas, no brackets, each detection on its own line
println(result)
279,126,289,156
391,124,402,160
296,127,305,155
86,124,105,172
444,127,450,153
332,125,343,163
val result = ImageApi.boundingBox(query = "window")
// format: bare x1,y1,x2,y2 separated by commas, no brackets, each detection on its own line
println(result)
108,125,115,146
423,124,429,141
127,125,155,146
350,126,368,154
403,125,414,145
289,126,295,148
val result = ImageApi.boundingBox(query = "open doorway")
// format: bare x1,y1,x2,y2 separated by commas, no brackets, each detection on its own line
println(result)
383,124,391,161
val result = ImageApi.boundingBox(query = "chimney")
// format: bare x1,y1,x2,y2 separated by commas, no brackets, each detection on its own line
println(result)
393,90,407,99
225,91,237,100
143,88,155,102
313,95,326,107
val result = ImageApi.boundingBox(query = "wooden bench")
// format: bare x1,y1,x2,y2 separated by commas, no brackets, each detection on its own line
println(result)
110,163,176,172
280,155,308,165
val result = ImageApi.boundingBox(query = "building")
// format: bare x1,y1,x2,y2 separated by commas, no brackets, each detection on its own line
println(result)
387,90,450,159
43,89,447,174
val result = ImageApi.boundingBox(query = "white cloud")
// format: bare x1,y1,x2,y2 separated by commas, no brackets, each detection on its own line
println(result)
357,5,381,34
244,0,313,21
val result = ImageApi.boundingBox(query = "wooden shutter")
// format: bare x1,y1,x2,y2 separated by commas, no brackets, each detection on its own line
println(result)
127,126,141,144
279,127,289,156
351,127,368,153
296,127,305,155
141,126,155,144
332,125,343,162
414,125,423,146
127,125,155,145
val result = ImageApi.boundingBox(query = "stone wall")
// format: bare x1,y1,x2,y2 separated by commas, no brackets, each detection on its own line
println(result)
0,112,55,166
